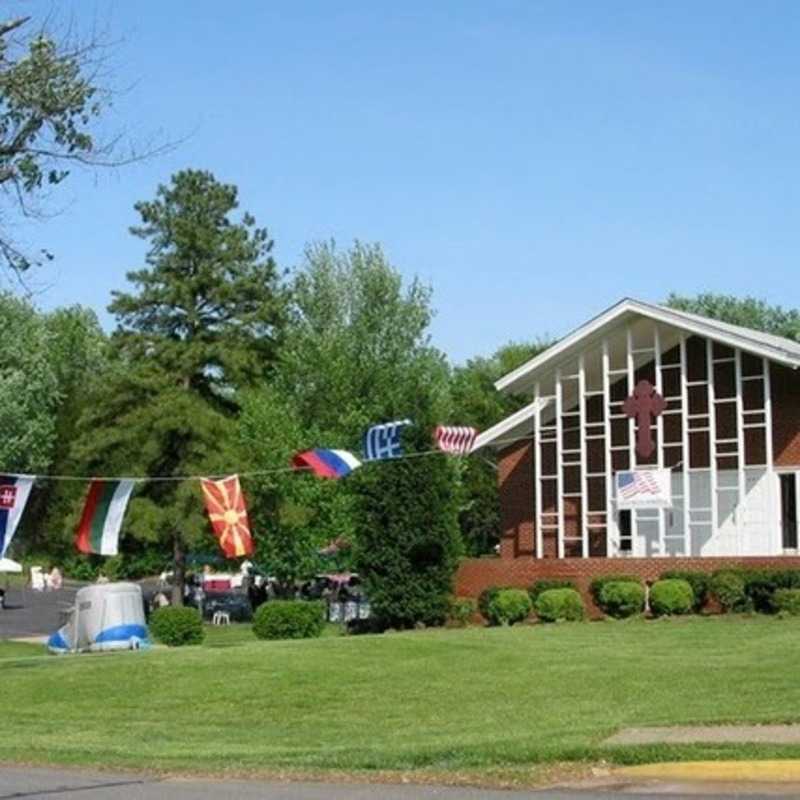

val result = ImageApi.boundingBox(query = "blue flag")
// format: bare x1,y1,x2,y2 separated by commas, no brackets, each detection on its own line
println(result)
363,419,412,461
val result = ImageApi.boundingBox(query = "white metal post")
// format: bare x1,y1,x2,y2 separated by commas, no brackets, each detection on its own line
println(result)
555,367,565,559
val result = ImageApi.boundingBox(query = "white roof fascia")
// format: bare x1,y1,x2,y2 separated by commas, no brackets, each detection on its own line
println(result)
471,398,549,453
495,299,636,394
496,298,800,396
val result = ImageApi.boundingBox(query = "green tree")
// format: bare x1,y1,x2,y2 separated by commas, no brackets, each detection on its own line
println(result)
20,306,108,555
276,240,449,434
351,426,462,630
0,293,60,473
450,340,551,555
0,15,164,276
74,169,286,601
666,293,800,340
238,386,355,595
240,240,452,592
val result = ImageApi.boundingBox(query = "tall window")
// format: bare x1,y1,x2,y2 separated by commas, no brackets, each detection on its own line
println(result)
780,474,798,550
619,509,633,553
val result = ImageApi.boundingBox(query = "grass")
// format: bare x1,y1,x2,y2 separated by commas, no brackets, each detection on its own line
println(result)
3,615,800,776
0,640,44,658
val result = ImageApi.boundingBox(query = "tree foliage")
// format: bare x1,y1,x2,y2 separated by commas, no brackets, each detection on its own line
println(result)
0,14,162,275
666,292,800,340
72,170,286,600
240,241,451,590
276,240,449,435
450,339,552,555
0,293,60,473
351,438,462,630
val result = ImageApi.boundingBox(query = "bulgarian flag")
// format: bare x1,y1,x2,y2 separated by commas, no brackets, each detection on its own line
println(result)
75,480,135,556
201,474,254,558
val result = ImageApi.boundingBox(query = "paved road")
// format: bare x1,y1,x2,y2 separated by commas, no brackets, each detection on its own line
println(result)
0,767,792,799
0,583,78,639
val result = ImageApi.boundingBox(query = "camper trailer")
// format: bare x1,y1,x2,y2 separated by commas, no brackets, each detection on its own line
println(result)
48,582,150,654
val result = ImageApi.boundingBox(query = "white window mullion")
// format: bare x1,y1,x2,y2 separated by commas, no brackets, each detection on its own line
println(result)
764,358,776,552
734,348,746,553
707,339,719,537
555,367,565,559
534,381,542,560
626,326,639,554
654,324,665,555
602,339,615,557
579,354,588,557
680,335,691,556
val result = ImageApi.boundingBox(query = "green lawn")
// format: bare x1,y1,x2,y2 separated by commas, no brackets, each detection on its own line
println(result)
0,640,44,658
3,616,800,775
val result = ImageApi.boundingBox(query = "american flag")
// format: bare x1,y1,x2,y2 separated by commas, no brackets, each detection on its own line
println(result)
434,426,478,456
617,470,662,500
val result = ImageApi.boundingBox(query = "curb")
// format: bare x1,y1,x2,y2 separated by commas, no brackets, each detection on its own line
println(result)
617,760,800,783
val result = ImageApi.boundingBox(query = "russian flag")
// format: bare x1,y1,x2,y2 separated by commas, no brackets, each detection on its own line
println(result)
292,449,362,479
0,474,34,558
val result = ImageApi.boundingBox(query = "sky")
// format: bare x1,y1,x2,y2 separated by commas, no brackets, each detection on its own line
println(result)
9,0,800,363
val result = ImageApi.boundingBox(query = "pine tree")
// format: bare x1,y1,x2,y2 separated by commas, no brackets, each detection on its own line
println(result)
75,169,286,601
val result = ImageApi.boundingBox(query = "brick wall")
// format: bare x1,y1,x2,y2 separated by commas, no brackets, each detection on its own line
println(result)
772,363,800,467
495,340,800,562
455,554,800,617
497,440,535,558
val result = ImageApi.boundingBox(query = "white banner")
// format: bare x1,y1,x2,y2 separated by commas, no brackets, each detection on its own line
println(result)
616,469,672,510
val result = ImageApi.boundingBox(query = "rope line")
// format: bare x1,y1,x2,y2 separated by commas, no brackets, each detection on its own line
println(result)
0,447,453,484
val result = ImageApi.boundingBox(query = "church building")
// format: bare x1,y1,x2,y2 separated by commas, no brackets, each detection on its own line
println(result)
457,298,800,597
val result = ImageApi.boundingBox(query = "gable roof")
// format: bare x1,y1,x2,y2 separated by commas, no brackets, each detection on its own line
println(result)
496,297,800,395
473,297,800,453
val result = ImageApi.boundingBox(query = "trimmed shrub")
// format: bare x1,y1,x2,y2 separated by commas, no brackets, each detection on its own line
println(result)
535,588,585,622
590,574,641,606
252,600,325,640
660,570,710,611
649,579,694,617
528,579,575,605
598,580,645,619
741,569,800,614
149,606,205,647
774,588,800,616
710,571,750,612
448,597,477,627
478,585,510,622
486,589,532,626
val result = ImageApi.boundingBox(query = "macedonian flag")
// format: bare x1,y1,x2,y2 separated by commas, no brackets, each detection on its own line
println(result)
201,474,254,558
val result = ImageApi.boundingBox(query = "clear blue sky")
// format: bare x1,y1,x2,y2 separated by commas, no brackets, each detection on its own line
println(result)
13,0,800,363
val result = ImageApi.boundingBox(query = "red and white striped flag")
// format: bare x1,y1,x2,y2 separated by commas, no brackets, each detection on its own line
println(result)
434,426,478,456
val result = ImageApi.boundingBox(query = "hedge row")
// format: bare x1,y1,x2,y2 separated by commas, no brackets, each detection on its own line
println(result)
661,567,800,615
474,566,800,624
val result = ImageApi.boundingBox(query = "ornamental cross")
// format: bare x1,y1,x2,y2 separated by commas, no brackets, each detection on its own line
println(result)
623,380,666,459
0,485,16,509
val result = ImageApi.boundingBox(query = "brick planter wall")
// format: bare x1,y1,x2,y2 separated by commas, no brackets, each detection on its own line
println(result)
455,555,800,617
